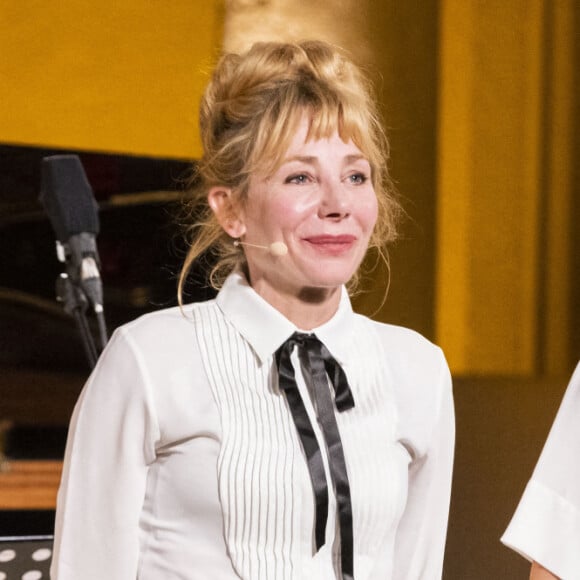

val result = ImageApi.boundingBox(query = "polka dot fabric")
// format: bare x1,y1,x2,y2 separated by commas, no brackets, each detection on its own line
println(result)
0,537,52,580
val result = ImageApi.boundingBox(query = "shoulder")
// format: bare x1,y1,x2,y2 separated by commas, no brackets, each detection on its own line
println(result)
98,299,221,380
81,301,221,447
354,316,453,451
355,315,447,376
114,299,218,348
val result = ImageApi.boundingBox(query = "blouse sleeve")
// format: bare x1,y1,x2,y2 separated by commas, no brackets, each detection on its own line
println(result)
51,326,160,580
393,349,455,579
501,362,580,579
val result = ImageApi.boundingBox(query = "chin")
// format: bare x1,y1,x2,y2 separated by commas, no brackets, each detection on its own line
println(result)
301,271,356,290
301,259,361,288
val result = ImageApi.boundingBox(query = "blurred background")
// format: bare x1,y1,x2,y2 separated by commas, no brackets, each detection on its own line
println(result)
0,1,578,578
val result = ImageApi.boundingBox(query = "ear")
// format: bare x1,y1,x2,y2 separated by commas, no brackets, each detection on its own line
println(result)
207,186,246,238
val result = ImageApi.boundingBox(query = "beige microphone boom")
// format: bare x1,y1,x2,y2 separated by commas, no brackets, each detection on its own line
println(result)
234,240,288,256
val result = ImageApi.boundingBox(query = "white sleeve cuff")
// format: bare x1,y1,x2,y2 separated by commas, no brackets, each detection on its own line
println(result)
501,478,580,579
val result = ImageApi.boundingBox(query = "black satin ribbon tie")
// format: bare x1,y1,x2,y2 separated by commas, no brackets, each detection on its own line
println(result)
275,332,355,580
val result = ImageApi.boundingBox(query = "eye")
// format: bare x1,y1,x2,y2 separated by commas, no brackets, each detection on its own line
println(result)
347,172,369,185
285,173,311,185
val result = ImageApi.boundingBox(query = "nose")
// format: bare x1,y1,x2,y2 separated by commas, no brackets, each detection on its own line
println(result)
318,181,350,220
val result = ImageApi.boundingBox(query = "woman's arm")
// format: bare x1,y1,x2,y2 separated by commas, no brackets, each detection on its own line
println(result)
530,561,560,580
51,327,159,580
501,362,580,578
393,350,455,579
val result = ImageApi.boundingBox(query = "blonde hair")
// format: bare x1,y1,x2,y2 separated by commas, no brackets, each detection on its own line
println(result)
178,40,400,302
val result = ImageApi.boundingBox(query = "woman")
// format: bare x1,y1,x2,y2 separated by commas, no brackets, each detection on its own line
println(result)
51,40,454,579
502,361,580,580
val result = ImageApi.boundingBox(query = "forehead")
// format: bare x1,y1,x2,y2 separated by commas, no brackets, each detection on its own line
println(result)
251,107,370,182
281,116,365,162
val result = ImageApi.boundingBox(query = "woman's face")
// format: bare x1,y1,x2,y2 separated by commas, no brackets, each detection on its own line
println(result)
236,116,378,306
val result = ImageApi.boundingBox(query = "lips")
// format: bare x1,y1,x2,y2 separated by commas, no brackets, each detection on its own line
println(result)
303,234,357,254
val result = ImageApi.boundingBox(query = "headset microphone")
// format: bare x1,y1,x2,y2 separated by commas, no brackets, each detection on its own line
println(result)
234,240,288,257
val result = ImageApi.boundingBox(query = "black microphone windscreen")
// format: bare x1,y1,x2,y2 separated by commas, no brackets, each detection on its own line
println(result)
39,155,100,242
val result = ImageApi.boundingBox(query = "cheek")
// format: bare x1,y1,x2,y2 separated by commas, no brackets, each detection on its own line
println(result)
268,196,315,230
360,194,379,231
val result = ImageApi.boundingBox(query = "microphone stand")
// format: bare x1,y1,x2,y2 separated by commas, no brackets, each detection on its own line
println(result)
54,235,108,370
56,273,99,368
95,307,108,353
39,154,108,371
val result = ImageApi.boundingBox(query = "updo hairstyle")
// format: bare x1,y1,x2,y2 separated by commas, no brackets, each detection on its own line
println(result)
178,40,400,301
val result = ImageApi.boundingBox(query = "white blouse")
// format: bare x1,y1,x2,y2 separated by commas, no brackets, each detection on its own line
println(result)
502,362,580,579
51,272,454,580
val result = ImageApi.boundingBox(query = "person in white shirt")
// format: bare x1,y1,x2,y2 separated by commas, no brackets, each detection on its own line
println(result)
502,362,580,580
51,40,455,580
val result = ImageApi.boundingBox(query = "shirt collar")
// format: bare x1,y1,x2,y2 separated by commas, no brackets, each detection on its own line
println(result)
216,271,356,366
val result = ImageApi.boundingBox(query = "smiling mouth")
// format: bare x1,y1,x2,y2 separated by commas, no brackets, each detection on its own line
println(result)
303,235,357,253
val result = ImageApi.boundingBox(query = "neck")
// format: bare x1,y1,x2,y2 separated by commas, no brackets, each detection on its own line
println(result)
252,282,342,330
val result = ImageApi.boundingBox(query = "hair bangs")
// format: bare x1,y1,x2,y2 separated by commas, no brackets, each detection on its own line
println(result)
245,92,306,179
304,98,342,142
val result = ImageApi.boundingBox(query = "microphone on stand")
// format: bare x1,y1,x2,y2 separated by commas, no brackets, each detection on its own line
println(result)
39,155,108,368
